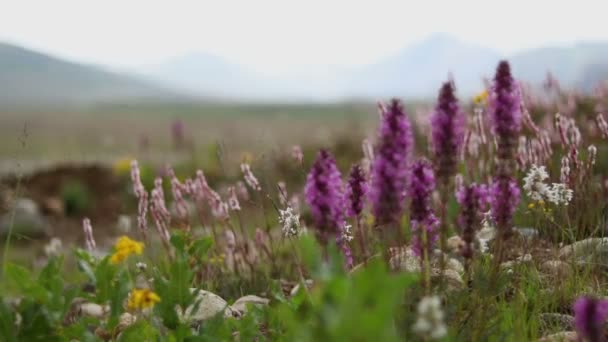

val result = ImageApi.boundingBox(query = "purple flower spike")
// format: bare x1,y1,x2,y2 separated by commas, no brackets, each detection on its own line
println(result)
490,61,522,169
489,61,522,235
370,99,414,226
573,296,608,342
305,149,344,241
490,177,520,233
408,159,439,257
430,81,466,182
456,183,488,259
345,164,368,217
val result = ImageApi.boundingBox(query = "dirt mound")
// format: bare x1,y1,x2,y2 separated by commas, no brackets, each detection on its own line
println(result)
1,163,126,240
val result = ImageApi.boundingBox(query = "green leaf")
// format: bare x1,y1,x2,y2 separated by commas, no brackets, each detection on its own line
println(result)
0,298,17,342
117,320,160,342
4,263,48,303
189,236,214,257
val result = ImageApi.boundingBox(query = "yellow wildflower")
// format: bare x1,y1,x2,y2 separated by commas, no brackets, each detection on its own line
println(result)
528,202,535,209
241,152,254,164
113,157,133,176
110,236,144,264
127,288,161,311
473,90,489,105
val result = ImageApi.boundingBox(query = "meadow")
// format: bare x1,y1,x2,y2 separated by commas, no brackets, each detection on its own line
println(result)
1,61,608,341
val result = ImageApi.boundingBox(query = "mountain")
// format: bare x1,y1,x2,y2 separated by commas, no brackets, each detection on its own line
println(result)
0,43,178,108
345,33,501,98
510,42,608,87
147,34,608,101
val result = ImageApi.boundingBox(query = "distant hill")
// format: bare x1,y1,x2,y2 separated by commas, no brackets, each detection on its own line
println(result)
3,35,608,106
0,43,179,108
147,34,608,101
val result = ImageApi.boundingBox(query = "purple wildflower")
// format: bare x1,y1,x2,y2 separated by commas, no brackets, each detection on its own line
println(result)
408,159,439,256
345,164,368,217
430,81,466,183
490,61,522,172
370,99,414,226
82,218,96,252
573,296,608,342
305,149,344,242
456,184,489,259
489,61,522,236
489,177,520,234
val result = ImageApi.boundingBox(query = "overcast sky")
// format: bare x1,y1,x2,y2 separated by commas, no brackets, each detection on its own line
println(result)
1,0,606,74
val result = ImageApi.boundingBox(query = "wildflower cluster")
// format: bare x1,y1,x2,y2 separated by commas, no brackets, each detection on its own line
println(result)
110,236,144,264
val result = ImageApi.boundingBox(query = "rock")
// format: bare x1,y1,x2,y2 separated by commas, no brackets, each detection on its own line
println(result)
559,238,608,263
117,215,132,233
177,289,237,324
0,198,49,239
42,197,64,216
389,247,421,272
231,295,270,314
43,237,63,257
516,227,540,239
538,331,579,342
477,226,496,254
80,302,110,318
540,260,572,278
118,312,136,328
431,269,464,291
501,254,533,270
289,280,314,297
539,313,574,332
447,236,464,254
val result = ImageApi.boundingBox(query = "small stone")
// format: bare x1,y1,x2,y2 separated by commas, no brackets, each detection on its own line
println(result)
177,289,236,324
539,313,574,332
389,247,420,273
559,238,608,261
446,236,464,254
540,260,572,278
0,198,49,239
231,295,269,314
42,197,64,216
516,227,540,239
431,268,464,291
118,312,137,327
537,331,579,342
80,302,110,318
289,280,313,297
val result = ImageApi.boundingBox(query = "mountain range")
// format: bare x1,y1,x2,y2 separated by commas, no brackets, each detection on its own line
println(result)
2,33,608,107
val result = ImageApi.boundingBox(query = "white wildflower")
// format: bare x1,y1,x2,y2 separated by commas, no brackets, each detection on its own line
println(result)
44,237,63,257
412,296,447,340
341,223,354,242
279,207,300,238
136,262,147,271
522,165,550,201
588,145,597,167
560,156,570,184
547,183,573,205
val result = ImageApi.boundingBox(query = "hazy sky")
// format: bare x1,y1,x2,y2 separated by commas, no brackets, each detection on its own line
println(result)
1,0,606,74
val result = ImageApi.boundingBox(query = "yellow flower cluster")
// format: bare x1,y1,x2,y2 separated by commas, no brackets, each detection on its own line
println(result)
110,236,144,264
209,253,226,265
112,157,134,176
527,200,553,215
127,288,161,311
241,151,254,164
473,90,489,105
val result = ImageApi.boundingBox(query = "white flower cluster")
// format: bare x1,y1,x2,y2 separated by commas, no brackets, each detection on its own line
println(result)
341,223,354,242
412,295,447,340
279,207,300,238
522,165,550,201
523,164,573,205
